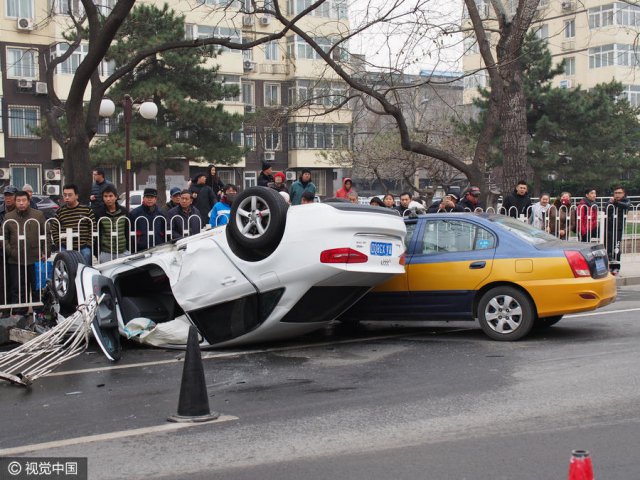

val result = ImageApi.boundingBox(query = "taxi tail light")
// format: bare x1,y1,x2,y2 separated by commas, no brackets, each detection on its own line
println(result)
320,248,368,264
565,251,591,277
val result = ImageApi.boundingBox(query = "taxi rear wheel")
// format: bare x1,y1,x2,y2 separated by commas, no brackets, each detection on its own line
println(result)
478,286,535,341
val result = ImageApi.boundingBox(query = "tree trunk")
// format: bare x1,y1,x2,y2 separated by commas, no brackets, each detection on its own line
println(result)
499,69,529,193
63,128,92,203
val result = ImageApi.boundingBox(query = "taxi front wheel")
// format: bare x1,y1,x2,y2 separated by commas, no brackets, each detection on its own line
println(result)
478,286,535,341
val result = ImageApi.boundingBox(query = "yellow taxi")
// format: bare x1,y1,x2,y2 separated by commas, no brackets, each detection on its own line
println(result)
340,213,616,340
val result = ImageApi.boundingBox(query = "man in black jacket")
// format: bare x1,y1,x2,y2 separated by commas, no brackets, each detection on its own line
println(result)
189,174,216,226
605,186,631,274
258,162,274,187
501,180,532,219
459,186,483,212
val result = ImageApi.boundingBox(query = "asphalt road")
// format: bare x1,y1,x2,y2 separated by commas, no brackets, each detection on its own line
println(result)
2,286,640,479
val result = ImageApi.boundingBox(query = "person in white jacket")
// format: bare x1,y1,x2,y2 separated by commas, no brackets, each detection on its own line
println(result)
529,193,551,231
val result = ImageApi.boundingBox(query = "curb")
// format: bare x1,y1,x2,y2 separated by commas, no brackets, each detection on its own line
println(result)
616,276,640,287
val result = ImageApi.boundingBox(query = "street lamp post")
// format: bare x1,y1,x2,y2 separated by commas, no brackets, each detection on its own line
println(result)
99,96,158,208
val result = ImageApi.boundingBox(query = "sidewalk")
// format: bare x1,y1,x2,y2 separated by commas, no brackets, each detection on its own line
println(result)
616,253,640,286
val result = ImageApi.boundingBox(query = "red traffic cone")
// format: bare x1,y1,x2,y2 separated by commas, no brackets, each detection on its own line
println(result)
568,450,594,480
167,325,219,423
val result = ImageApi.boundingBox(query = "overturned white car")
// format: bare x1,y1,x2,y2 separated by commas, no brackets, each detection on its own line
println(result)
50,187,406,361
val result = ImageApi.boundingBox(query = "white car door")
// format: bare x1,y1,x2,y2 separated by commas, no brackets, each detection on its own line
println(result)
171,237,257,312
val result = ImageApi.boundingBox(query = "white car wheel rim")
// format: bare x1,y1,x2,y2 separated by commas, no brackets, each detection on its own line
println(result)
235,194,271,239
53,261,69,298
484,294,523,334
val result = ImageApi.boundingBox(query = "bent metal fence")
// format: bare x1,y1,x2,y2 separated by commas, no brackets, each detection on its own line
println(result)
0,213,204,312
0,204,634,311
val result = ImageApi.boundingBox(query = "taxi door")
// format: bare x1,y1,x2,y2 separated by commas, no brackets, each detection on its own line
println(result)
406,218,496,319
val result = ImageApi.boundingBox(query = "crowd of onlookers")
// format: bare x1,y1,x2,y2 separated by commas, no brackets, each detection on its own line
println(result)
359,180,629,276
0,166,632,314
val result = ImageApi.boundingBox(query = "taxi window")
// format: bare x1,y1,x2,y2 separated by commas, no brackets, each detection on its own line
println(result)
422,220,495,255
405,222,417,249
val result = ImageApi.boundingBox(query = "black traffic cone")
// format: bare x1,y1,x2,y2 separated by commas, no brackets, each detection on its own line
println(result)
167,325,219,423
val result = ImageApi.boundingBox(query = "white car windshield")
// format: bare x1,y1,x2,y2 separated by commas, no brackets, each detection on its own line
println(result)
488,215,558,245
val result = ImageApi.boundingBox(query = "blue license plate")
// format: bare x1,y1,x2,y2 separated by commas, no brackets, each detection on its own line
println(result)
370,241,392,256
595,257,606,274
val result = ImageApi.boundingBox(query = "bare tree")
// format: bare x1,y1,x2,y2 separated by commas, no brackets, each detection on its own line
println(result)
42,0,328,198
45,0,540,201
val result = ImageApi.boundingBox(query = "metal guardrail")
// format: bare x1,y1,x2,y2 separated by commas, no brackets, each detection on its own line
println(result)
0,204,633,311
0,214,205,312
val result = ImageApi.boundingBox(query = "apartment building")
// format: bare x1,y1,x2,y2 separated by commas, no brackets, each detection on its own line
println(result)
0,0,351,197
461,0,640,106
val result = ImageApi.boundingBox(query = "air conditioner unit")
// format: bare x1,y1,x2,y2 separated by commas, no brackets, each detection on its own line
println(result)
259,16,271,26
561,1,573,10
45,185,60,195
17,79,33,91
559,79,572,89
0,168,10,180
244,104,255,113
45,168,61,181
242,15,254,26
263,151,275,161
35,81,48,95
285,171,297,181
17,17,34,31
243,60,256,71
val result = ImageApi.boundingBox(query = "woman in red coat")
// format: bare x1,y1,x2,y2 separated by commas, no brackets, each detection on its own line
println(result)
335,178,355,199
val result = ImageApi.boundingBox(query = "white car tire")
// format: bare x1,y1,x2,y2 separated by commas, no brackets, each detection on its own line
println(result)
226,186,288,261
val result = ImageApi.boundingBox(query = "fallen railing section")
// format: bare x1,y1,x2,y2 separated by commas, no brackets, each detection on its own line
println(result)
0,296,99,386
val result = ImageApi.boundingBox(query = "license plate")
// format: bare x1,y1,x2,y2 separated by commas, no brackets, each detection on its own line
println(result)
370,241,392,256
595,257,606,274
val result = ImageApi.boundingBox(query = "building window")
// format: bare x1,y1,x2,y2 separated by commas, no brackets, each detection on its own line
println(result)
463,35,479,55
6,0,33,17
244,171,257,189
564,19,575,38
285,35,347,61
50,43,113,76
221,75,241,102
242,81,255,104
564,56,575,76
263,128,281,150
244,127,256,150
8,106,40,138
0,98,3,132
230,131,243,146
621,85,640,107
264,83,280,106
288,80,348,107
534,24,549,40
589,4,615,28
616,2,640,26
51,0,84,15
288,123,351,149
7,47,38,79
97,117,116,135
185,24,242,53
10,165,40,191
286,0,347,19
589,44,639,68
463,71,487,90
219,170,235,186
264,40,280,61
